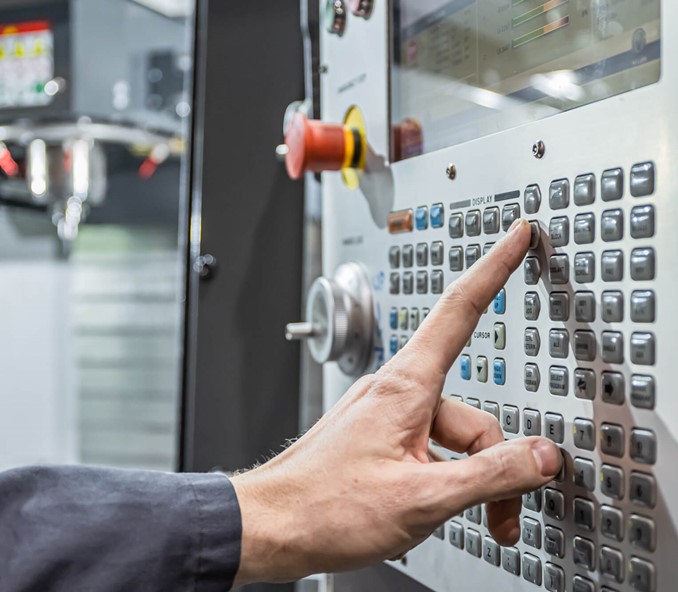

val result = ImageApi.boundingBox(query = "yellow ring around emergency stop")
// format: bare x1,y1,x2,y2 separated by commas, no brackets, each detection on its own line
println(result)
342,105,367,190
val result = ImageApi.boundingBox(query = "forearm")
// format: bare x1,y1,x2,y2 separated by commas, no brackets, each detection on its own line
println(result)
0,466,241,592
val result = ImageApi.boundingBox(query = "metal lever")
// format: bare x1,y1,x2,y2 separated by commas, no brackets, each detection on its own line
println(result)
285,322,315,341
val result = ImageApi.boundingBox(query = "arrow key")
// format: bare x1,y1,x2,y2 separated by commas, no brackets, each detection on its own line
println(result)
476,356,489,383
494,323,506,350
602,372,625,405
574,368,596,400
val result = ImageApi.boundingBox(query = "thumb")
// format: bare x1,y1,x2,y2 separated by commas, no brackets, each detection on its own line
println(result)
428,437,562,517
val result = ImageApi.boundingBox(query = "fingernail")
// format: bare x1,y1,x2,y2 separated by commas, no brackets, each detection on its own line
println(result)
532,439,562,477
508,218,526,234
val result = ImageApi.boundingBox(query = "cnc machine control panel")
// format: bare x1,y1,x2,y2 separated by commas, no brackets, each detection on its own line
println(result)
284,1,675,591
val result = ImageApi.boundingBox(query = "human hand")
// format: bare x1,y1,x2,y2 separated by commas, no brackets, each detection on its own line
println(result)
231,219,562,585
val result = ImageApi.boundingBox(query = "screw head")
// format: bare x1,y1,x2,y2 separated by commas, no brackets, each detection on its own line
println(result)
532,141,546,159
446,164,457,180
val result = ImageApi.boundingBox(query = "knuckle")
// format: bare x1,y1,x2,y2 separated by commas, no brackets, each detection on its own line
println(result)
371,364,420,398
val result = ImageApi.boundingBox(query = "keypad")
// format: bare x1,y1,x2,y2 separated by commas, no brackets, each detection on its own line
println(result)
600,546,625,583
549,255,569,284
631,375,656,410
631,291,655,323
502,405,519,434
575,292,596,322
573,418,595,450
549,367,568,397
600,423,625,458
573,536,595,570
630,162,655,197
549,217,569,247
549,330,569,358
630,514,656,553
573,576,595,592
602,250,624,281
602,290,624,322
524,329,541,357
549,293,570,321
602,168,624,201
544,488,565,520
465,245,481,268
550,179,570,209
602,372,625,405
601,505,624,541
503,546,521,575
601,209,624,241
449,521,464,549
574,252,595,284
465,210,481,237
525,292,541,320
573,497,595,531
431,241,444,266
574,368,596,400
525,257,541,285
573,457,595,491
523,409,541,436
630,472,656,509
466,528,481,557
449,246,463,271
522,553,542,586
416,243,428,267
574,173,596,205
449,213,463,238
629,556,656,592
502,204,521,231
630,247,656,281
522,517,542,549
631,205,655,238
387,164,662,587
630,429,657,465
601,465,625,500
524,365,540,392
483,207,500,234
574,213,595,244
544,526,565,558
544,563,565,592
525,185,542,213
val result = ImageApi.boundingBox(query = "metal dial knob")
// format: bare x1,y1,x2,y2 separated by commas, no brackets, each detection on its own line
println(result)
286,262,374,376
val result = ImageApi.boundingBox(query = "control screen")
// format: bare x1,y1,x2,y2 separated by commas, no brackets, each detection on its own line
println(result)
391,0,661,160
0,20,55,109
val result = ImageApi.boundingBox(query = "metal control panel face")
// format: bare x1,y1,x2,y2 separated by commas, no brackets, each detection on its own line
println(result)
317,1,676,591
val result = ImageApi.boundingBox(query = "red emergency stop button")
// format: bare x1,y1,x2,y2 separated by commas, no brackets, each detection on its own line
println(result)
280,113,363,180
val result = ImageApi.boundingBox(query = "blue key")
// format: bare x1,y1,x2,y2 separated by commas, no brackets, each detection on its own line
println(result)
430,203,444,228
493,359,506,385
389,308,398,330
493,289,506,314
461,355,472,381
415,206,429,230
390,336,398,356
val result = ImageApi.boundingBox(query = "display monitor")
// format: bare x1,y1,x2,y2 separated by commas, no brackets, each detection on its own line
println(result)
391,0,661,160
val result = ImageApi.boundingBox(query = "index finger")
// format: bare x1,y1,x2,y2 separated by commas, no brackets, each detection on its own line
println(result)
395,218,531,381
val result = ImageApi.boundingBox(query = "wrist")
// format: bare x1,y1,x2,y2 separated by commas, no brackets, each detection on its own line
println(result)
231,468,310,586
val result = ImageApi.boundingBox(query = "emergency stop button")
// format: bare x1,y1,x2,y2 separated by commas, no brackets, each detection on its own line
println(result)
279,113,364,180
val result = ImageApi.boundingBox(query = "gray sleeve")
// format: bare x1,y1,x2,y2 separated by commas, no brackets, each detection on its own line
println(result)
0,465,242,592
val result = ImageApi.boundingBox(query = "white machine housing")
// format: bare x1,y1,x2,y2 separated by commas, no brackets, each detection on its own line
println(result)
318,1,674,591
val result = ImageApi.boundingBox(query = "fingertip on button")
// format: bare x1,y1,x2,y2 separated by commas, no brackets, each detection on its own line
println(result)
529,221,541,250
531,438,563,478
